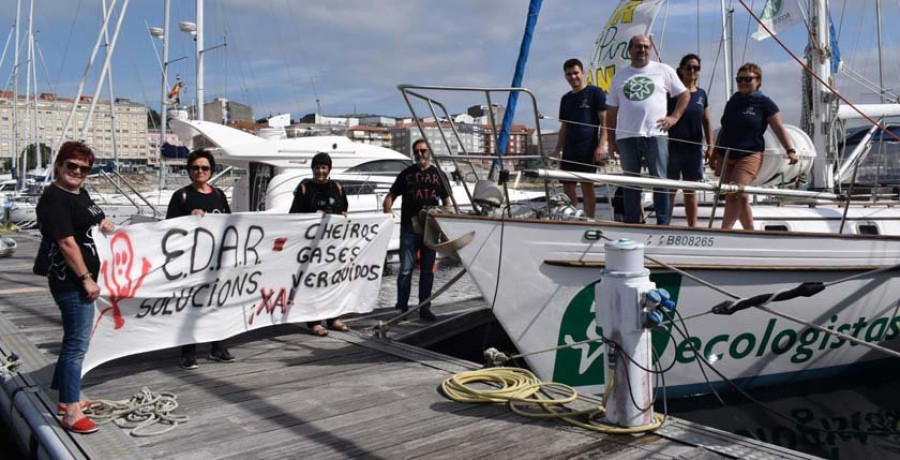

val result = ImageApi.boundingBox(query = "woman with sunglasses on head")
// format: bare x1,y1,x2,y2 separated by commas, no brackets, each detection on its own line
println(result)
711,62,797,230
666,54,714,227
165,149,236,369
36,141,115,434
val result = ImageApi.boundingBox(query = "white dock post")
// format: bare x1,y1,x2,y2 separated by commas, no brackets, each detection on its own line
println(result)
595,238,656,427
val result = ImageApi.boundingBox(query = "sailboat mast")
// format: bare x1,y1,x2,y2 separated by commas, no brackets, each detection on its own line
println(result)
876,0,885,104
720,0,733,97
195,0,204,121
22,0,33,177
101,0,120,177
807,0,835,190
12,0,20,184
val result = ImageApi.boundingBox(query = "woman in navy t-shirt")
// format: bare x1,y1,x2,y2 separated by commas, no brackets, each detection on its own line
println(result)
712,62,798,230
667,54,714,227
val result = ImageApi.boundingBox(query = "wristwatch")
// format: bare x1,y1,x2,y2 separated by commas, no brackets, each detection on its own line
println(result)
79,272,92,281
787,148,797,154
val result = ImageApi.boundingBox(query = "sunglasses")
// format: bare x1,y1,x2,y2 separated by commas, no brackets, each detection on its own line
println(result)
64,161,92,175
684,65,701,71
735,76,758,83
414,148,429,154
190,165,211,172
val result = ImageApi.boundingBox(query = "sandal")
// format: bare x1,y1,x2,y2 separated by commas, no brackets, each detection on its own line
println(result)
56,401,91,416
60,415,99,434
311,324,329,336
328,320,350,332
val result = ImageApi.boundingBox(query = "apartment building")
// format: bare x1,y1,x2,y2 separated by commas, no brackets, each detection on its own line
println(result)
0,92,151,165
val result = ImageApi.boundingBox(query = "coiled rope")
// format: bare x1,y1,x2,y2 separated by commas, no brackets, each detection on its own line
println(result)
0,353,20,381
89,387,189,437
441,367,663,434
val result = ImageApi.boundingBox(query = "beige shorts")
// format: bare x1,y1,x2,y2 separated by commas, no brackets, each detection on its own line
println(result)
715,152,762,186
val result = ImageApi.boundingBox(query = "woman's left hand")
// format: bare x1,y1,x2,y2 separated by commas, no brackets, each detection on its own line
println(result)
99,218,115,235
787,151,798,165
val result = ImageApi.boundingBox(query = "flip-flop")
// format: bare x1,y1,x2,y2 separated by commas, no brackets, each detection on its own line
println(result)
311,324,329,336
329,320,350,332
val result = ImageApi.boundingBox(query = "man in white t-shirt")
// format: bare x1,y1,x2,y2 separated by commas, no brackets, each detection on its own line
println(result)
607,34,690,225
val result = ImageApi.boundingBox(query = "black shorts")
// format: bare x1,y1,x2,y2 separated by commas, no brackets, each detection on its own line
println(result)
560,156,597,173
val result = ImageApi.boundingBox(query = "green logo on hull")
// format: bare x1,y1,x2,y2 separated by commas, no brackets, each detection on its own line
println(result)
552,273,683,388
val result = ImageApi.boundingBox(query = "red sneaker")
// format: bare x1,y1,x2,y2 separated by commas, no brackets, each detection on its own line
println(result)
60,416,99,434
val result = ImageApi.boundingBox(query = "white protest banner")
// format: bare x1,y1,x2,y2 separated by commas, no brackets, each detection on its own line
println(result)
83,212,393,375
752,0,804,41
589,0,665,92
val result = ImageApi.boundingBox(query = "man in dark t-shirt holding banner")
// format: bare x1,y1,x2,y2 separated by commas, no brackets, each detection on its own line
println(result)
383,139,451,322
552,58,608,219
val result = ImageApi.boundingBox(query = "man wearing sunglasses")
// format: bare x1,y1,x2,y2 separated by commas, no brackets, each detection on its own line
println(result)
383,139,451,322
607,34,690,225
166,149,235,369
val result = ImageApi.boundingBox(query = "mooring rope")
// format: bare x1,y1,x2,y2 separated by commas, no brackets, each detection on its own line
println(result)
89,387,189,437
0,353,20,381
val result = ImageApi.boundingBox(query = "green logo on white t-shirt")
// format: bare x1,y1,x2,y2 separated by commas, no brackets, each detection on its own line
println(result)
623,76,655,102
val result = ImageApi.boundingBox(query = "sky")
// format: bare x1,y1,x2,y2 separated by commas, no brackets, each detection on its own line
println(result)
1,0,898,131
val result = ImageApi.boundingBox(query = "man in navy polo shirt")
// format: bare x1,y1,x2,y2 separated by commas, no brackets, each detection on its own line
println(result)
551,58,608,219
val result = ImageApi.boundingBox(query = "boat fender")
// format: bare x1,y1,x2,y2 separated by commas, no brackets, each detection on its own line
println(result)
712,282,826,315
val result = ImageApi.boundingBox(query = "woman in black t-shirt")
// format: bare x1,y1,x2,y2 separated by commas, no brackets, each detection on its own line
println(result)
36,141,114,434
165,149,235,369
289,152,350,336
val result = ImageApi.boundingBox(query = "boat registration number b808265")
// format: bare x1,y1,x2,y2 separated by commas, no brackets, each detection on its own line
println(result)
649,235,716,247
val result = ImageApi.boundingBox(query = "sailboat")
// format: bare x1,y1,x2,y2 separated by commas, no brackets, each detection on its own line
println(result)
425,0,900,398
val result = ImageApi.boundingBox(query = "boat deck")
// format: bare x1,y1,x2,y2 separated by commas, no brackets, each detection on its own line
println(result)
0,236,821,459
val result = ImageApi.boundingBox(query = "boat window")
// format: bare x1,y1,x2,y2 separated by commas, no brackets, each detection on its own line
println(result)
857,222,879,235
344,160,412,175
762,222,790,232
340,180,377,196
248,162,274,211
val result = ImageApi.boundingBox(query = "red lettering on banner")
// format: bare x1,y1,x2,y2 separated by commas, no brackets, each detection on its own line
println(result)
247,286,291,325
272,237,287,252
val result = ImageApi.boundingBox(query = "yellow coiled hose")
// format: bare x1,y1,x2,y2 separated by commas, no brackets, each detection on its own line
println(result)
440,367,664,434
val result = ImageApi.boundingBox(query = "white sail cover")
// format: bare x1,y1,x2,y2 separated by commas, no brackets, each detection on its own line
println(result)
589,0,665,92
83,213,393,374
752,0,805,40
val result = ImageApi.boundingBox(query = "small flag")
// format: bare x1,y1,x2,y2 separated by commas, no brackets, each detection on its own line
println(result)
752,0,804,41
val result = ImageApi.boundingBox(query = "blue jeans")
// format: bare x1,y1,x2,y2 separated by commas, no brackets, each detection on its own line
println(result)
396,227,436,311
617,136,670,225
50,291,94,404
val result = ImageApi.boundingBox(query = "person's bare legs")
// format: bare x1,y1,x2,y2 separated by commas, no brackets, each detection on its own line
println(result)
721,194,740,229
737,194,754,230
581,182,596,219
563,182,578,210
684,190,698,227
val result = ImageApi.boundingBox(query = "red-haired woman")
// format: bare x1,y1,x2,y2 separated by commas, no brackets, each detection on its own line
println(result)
36,141,115,434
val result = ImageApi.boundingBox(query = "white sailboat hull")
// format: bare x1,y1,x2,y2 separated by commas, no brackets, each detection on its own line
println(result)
434,214,900,397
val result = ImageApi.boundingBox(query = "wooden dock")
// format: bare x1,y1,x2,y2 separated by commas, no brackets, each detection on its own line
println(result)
0,235,822,459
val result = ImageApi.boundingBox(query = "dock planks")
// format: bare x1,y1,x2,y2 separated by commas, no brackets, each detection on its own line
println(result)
0,236,820,459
